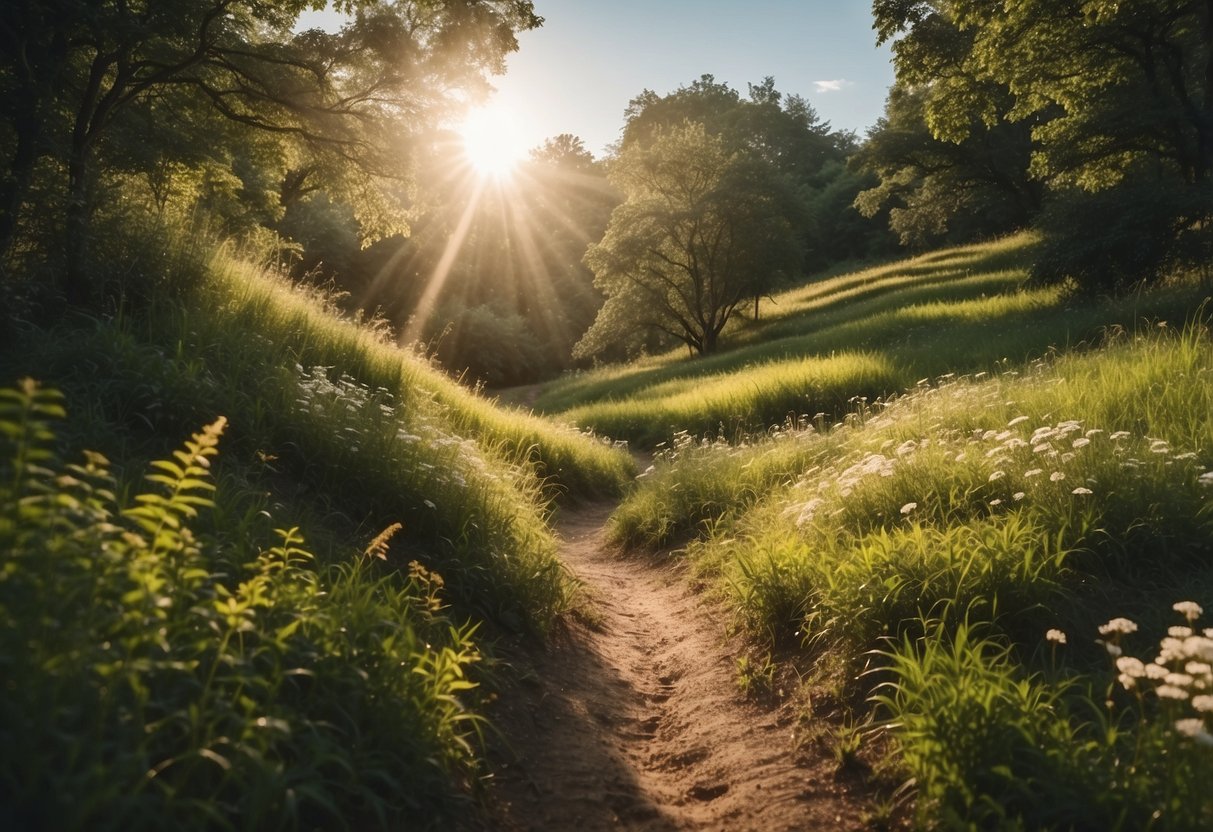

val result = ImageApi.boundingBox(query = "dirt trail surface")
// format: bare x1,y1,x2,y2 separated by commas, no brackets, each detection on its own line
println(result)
480,501,869,831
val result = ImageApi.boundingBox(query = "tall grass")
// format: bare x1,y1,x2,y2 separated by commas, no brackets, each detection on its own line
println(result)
0,381,486,829
611,323,1213,825
2,228,634,630
538,233,1210,448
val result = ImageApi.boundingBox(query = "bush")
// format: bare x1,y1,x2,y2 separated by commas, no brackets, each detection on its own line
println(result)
1031,179,1211,294
0,380,485,830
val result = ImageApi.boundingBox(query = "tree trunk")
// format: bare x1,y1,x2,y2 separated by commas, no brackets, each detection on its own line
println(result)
0,106,42,273
63,145,93,306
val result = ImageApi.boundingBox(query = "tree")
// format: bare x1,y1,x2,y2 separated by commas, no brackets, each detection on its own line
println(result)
0,0,541,303
853,83,1040,248
872,0,1212,287
574,122,802,359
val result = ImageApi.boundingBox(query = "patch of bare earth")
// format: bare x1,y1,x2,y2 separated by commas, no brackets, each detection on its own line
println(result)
479,501,870,831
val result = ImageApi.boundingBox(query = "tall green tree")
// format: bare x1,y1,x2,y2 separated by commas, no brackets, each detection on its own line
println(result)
0,0,541,304
872,0,1212,288
853,83,1039,248
575,122,802,358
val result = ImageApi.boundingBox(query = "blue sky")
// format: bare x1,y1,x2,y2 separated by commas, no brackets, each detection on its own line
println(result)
300,2,895,158
493,1,894,155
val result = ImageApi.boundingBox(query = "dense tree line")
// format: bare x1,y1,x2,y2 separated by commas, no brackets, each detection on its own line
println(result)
3,2,1207,383
862,0,1212,290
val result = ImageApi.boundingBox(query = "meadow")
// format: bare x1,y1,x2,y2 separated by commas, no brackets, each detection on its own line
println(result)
592,237,1213,826
0,228,632,829
538,234,1212,449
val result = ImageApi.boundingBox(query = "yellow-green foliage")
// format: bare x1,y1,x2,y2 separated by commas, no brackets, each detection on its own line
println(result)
615,325,1213,825
0,381,485,828
539,233,1209,447
561,351,900,448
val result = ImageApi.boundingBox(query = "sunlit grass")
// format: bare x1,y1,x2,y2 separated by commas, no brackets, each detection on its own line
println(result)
537,233,1210,448
611,323,1213,824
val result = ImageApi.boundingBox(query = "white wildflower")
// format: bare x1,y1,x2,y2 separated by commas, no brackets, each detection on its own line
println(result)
1145,663,1169,680
1050,471,1066,482
1012,491,1026,501
1171,626,1195,638
1175,719,1213,746
1072,437,1091,449
1157,685,1190,700
1116,656,1146,677
1071,487,1093,495
1099,618,1138,636
1174,601,1204,622
1007,415,1030,427
1046,629,1067,645
1192,695,1213,713
1110,430,1131,440
989,498,1003,507
900,502,918,515
1165,672,1195,688
1199,471,1213,487
988,470,1006,482
1024,468,1044,479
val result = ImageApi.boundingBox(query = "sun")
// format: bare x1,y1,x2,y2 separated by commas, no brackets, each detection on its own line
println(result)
458,104,528,177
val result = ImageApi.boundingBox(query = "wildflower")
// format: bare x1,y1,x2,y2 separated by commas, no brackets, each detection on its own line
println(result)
1007,416,1030,427
1150,439,1170,454
1187,662,1213,677
1183,636,1213,662
1024,468,1044,479
989,498,1003,507
1072,437,1091,449
900,502,918,515
1174,601,1204,622
988,470,1006,482
1050,471,1065,482
1192,695,1213,713
1117,656,1145,677
1110,430,1131,440
1085,429,1104,438
1145,663,1169,679
1165,672,1196,688
1103,642,1123,657
1175,719,1213,746
1046,629,1067,645
1199,471,1213,487
1171,626,1195,638
1099,618,1138,636
1157,685,1190,700
1033,443,1053,454
1071,487,1093,495
1174,451,1198,461
1012,491,1026,501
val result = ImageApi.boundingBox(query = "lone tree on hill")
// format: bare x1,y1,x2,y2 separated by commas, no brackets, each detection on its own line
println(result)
574,121,802,359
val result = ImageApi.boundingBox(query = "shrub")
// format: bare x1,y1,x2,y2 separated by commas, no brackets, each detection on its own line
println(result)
0,380,484,830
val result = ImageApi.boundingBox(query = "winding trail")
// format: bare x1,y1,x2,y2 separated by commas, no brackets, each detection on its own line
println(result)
481,501,869,830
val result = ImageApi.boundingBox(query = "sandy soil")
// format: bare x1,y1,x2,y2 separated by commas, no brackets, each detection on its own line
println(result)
478,501,871,831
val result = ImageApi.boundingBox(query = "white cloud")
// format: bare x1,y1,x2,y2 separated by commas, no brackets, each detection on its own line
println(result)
813,79,853,94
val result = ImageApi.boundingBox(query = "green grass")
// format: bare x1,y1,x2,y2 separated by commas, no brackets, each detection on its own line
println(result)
0,226,635,826
610,322,1213,825
0,383,486,829
538,233,1211,448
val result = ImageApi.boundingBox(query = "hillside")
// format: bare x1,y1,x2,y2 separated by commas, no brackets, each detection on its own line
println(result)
0,239,634,829
559,241,1213,827
537,234,1212,448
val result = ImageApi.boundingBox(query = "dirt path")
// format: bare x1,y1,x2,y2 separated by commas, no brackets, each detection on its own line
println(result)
480,501,869,831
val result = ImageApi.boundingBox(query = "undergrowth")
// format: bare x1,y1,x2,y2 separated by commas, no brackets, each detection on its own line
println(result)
0,380,485,830
612,322,1213,826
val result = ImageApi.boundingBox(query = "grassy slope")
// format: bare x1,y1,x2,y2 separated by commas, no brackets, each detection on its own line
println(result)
0,242,633,828
539,234,1211,447
586,239,1213,826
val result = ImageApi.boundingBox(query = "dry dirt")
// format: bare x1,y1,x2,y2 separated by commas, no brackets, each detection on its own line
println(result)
478,501,871,831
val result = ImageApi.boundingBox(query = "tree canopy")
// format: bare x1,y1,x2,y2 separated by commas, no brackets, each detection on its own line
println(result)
575,121,802,359
0,0,541,303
